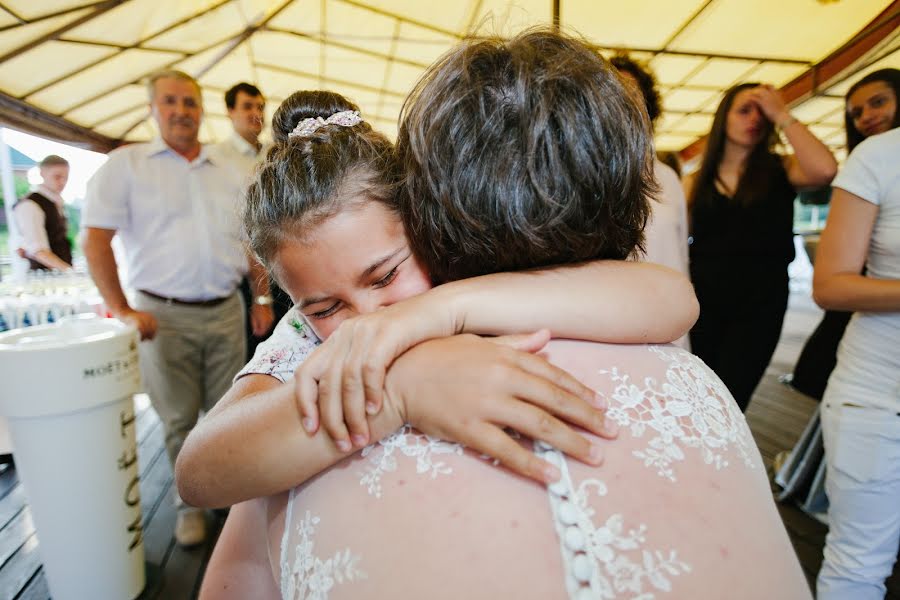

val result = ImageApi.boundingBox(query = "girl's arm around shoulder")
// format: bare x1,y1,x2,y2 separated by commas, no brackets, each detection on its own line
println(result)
438,260,699,344
175,373,406,507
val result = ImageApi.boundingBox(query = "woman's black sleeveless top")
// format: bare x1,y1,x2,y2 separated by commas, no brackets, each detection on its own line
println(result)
690,161,796,267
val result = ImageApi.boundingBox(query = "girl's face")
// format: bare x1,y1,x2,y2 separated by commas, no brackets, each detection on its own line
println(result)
725,89,766,148
274,200,432,340
847,81,897,139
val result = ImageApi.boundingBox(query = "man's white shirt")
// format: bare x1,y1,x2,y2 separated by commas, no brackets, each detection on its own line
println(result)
82,138,250,301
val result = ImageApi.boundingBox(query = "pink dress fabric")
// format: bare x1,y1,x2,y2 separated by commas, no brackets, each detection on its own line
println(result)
256,336,809,600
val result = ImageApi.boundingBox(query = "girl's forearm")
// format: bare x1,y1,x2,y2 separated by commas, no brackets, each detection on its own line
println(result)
176,378,404,507
438,260,698,343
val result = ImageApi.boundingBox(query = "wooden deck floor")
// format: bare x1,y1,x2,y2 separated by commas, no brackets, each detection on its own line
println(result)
0,286,897,599
0,393,225,600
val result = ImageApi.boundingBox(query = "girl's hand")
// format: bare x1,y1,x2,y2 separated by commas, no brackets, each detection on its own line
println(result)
383,331,619,485
293,294,457,451
747,84,790,124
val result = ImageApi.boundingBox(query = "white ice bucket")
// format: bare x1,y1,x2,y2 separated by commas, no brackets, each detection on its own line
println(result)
0,316,145,600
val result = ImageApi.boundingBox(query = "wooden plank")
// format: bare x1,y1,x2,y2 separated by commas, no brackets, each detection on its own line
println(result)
0,485,26,533
153,510,221,600
15,567,50,600
0,506,34,568
0,394,166,598
0,464,19,501
0,533,39,600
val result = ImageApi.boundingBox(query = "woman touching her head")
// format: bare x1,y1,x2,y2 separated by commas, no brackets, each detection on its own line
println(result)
686,82,837,412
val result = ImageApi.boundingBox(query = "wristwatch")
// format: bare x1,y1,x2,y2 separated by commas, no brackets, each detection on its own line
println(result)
254,294,273,306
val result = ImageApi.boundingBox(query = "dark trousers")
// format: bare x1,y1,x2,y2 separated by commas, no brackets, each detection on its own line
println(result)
790,309,852,401
239,278,293,361
690,260,790,412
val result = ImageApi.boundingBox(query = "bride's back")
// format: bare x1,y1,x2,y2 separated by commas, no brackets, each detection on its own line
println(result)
269,341,810,599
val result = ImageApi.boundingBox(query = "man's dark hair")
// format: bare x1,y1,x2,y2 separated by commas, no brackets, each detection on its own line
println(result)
225,82,264,109
610,54,662,127
397,29,654,284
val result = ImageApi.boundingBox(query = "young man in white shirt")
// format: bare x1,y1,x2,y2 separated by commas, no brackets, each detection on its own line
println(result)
214,82,291,357
14,155,73,271
216,82,267,171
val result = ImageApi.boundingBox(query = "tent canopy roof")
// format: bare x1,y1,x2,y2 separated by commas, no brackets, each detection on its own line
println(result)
0,0,898,158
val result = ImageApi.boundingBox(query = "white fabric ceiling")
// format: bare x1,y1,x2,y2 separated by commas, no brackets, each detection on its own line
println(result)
0,0,897,157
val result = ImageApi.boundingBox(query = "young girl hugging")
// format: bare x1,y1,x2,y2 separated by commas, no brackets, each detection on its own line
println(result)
183,29,809,600
178,88,699,507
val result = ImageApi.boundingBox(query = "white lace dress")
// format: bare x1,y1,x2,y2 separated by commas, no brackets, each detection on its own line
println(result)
240,317,809,600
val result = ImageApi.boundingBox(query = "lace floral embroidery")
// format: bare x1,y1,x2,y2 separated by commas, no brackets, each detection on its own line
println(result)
283,510,365,600
359,425,464,498
536,443,691,599
601,347,756,481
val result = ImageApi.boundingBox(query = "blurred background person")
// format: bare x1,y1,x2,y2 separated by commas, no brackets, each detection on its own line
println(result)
657,150,683,179
13,154,73,271
790,68,899,400
612,54,690,349
213,82,290,359
686,82,837,412
812,125,900,600
216,82,267,170
611,54,689,280
774,69,900,511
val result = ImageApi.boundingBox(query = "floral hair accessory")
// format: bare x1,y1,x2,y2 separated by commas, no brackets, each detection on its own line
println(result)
288,110,363,138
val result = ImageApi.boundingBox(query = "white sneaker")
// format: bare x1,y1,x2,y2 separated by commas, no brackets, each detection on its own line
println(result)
175,507,207,547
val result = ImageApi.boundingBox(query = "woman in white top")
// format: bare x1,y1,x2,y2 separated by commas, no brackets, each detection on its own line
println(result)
813,127,900,599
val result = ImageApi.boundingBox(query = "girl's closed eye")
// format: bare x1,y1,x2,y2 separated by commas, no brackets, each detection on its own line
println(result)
374,267,398,288
309,302,342,320
373,254,412,288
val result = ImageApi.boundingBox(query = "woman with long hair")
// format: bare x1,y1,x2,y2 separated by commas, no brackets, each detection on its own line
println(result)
686,82,837,412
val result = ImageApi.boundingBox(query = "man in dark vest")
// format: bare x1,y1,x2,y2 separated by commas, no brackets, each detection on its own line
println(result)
14,155,73,271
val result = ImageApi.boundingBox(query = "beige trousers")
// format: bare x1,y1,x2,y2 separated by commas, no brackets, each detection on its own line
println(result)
134,291,246,468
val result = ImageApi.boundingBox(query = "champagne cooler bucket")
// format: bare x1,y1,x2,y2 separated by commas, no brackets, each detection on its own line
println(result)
0,316,145,600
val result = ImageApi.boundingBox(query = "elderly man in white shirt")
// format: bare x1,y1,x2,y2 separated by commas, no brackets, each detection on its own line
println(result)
14,155,73,271
82,69,273,547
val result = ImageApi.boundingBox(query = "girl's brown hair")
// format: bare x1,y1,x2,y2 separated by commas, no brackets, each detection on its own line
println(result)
244,90,399,271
